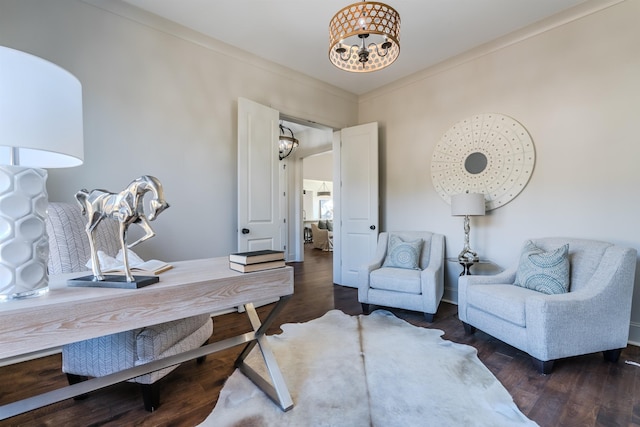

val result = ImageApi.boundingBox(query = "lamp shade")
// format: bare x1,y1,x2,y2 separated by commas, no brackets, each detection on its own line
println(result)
0,46,83,168
0,47,83,300
451,193,486,216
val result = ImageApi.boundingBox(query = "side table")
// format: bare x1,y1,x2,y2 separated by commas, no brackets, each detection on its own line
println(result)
446,257,493,276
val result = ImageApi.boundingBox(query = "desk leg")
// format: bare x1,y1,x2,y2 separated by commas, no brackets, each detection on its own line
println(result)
235,297,293,412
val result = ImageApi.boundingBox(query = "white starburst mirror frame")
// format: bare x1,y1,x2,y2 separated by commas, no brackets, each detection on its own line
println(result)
431,113,535,210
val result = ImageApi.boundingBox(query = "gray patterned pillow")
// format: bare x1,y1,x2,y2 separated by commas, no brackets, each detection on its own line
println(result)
514,240,570,294
382,235,423,270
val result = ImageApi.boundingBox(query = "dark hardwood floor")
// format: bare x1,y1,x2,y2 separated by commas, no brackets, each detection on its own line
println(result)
1,245,639,426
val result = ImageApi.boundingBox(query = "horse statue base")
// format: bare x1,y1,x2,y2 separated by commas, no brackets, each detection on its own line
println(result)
68,274,159,289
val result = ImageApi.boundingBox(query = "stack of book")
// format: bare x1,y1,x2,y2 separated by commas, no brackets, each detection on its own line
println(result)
229,250,285,273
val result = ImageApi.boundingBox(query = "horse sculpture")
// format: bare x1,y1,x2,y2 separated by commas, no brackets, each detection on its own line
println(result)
76,175,170,282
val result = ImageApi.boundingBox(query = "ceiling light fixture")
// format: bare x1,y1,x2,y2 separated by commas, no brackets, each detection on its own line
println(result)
317,182,331,197
279,123,299,160
329,1,400,73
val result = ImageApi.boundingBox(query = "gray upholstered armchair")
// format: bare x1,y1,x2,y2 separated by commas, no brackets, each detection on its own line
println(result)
358,231,445,321
311,222,333,251
458,237,637,374
45,202,213,411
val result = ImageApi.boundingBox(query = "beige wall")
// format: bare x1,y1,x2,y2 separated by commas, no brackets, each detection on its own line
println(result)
304,152,333,182
359,1,640,342
0,0,358,261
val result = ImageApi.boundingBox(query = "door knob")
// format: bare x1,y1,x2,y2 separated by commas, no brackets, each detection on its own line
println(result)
370,225,376,230
242,228,250,234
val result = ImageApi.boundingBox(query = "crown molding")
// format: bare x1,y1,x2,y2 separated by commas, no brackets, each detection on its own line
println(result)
359,0,625,102
79,0,357,104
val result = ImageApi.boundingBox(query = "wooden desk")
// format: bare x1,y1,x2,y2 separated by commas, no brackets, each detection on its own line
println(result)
0,257,294,420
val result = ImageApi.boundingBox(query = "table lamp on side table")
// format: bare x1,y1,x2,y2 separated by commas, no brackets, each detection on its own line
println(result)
0,46,84,300
451,192,486,262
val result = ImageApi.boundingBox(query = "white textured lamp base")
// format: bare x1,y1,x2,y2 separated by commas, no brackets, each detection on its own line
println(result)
0,166,49,301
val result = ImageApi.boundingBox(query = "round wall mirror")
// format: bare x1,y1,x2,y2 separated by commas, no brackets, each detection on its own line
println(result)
464,152,488,174
431,113,535,210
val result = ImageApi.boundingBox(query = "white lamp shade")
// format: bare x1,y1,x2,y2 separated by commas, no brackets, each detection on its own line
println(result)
451,193,486,216
0,46,83,168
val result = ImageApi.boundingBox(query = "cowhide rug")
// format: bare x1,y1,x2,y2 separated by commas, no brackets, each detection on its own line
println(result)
199,310,537,427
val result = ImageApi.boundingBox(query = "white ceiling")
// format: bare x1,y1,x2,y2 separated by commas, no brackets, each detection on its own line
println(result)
119,0,589,95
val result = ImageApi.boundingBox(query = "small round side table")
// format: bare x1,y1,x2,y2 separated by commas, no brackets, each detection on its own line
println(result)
446,258,493,276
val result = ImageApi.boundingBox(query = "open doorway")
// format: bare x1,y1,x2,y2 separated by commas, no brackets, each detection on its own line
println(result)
303,153,334,254
279,117,333,263
239,100,378,285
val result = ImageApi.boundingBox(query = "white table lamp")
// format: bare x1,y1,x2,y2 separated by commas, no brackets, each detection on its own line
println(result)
0,46,83,300
451,192,485,262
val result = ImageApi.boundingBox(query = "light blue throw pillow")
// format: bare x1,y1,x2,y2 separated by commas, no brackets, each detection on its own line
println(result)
514,240,570,294
382,235,423,270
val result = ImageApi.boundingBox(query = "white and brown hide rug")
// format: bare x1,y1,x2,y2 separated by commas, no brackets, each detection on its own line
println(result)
199,310,537,427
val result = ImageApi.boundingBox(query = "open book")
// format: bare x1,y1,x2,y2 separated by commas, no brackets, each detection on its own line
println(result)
102,259,173,275
86,250,173,275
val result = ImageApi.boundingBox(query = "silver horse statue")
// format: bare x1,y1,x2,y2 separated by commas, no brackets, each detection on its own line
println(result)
76,175,170,282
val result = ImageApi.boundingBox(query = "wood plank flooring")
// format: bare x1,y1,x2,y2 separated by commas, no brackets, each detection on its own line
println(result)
1,245,639,426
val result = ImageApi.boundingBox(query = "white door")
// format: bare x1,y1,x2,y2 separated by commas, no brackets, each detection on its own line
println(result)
333,122,379,287
237,98,283,252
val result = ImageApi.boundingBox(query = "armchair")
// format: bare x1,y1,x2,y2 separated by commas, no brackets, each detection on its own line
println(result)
458,237,637,374
311,222,333,251
358,231,445,322
45,202,213,411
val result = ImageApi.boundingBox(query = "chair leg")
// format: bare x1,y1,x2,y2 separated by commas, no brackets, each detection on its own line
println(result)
361,303,370,314
603,348,623,363
140,383,160,412
462,322,476,335
197,339,209,364
424,313,434,322
66,373,89,400
531,357,554,374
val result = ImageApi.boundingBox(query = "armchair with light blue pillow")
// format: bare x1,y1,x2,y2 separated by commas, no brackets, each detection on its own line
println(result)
458,237,637,374
358,231,445,322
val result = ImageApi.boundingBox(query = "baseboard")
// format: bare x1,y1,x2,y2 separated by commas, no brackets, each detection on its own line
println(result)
0,347,62,367
628,321,640,347
443,287,458,305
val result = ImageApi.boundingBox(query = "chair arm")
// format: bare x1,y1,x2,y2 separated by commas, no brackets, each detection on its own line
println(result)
420,264,440,284
358,259,382,292
419,263,444,313
358,237,387,302
419,234,445,313
526,284,632,360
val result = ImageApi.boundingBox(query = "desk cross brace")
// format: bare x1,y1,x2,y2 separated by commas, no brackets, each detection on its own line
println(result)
0,295,293,421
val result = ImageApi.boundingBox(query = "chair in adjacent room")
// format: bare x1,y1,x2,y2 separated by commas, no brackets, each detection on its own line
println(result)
45,202,214,411
311,221,333,251
458,237,637,374
358,231,445,322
